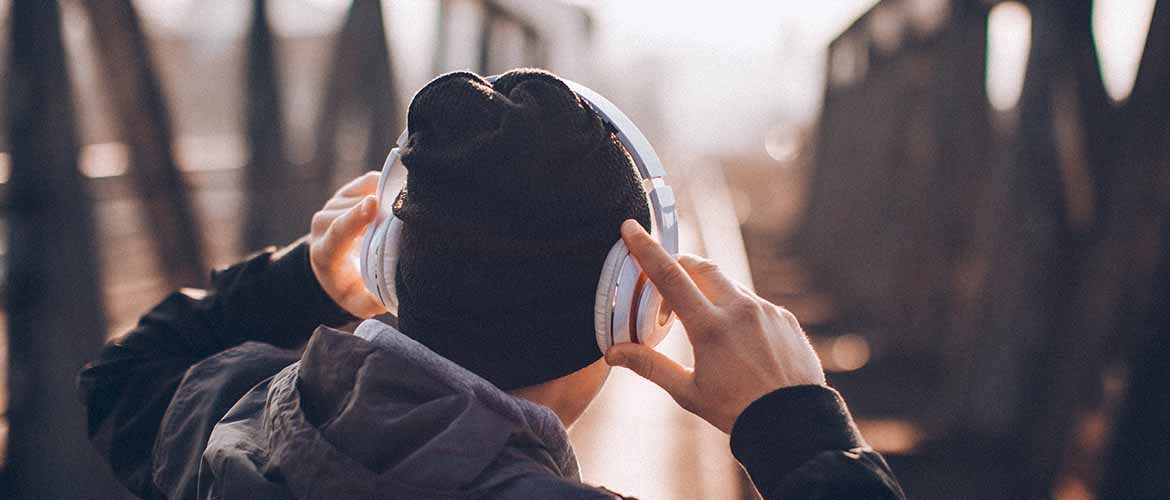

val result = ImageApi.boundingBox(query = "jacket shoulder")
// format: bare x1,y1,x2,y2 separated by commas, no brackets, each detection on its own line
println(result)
153,341,300,500
485,473,632,500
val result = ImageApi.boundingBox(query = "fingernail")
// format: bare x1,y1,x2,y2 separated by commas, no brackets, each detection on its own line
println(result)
621,220,640,237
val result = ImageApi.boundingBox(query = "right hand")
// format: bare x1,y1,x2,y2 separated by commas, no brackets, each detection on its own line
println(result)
605,220,827,434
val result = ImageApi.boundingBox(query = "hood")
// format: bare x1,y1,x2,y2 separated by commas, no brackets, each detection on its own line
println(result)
202,320,578,500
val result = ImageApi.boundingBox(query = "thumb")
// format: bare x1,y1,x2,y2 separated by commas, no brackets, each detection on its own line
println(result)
605,343,694,402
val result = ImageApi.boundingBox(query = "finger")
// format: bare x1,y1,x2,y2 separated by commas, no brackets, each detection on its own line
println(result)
319,196,377,262
734,282,757,298
676,254,746,304
620,220,712,322
605,343,694,403
335,171,380,197
310,208,347,235
324,195,372,211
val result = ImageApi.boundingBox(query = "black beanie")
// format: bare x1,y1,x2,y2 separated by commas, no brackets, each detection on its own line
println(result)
392,69,652,390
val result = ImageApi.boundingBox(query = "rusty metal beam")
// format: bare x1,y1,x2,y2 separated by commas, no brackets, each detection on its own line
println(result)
243,0,298,251
83,0,205,287
3,0,127,497
311,0,400,195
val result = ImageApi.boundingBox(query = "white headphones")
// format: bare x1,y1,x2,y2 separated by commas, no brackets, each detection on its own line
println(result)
359,75,680,353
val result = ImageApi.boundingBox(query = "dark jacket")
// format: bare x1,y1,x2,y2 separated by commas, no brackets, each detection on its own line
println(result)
78,242,906,499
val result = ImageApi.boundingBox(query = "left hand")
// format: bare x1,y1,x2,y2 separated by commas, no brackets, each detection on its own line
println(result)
308,172,387,318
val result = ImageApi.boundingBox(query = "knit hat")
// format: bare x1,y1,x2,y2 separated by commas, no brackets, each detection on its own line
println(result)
392,69,652,390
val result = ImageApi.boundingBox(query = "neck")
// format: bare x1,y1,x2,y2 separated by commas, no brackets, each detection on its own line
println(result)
508,357,610,428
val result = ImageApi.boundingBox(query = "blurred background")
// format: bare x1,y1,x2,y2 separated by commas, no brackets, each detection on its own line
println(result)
1,0,1168,498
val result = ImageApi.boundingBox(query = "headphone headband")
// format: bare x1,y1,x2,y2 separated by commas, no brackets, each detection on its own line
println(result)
557,78,678,255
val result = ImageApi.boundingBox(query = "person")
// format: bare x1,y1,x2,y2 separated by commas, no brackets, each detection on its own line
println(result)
78,69,906,499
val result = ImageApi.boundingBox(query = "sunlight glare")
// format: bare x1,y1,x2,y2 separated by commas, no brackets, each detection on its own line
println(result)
830,334,871,372
0,153,9,184
79,142,131,179
1092,0,1157,102
986,2,1031,111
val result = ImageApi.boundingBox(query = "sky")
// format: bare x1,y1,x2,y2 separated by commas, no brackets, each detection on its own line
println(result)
124,0,1157,157
590,0,1156,154
590,0,881,153
133,0,880,155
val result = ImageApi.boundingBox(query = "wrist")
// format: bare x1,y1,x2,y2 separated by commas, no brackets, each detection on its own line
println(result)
729,385,864,489
265,241,357,336
208,239,357,348
307,251,337,311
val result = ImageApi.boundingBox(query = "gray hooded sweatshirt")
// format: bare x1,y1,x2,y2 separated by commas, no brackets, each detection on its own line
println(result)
149,320,615,500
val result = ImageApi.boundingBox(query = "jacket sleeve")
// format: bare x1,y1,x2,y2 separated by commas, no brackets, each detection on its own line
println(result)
77,240,356,498
730,385,907,500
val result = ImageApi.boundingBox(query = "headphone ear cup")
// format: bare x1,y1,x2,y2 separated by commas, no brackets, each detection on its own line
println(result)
610,255,642,346
634,281,675,348
594,241,629,353
361,216,388,305
377,216,405,315
361,147,403,307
